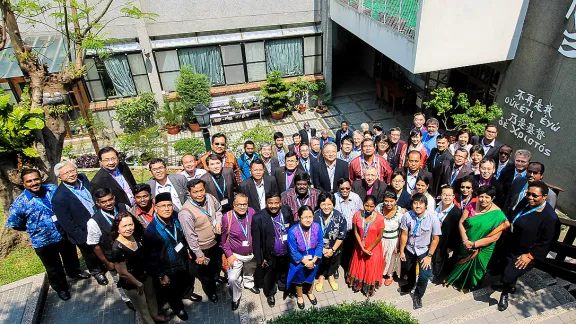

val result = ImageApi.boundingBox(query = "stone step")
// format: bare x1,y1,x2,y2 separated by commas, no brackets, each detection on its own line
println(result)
436,285,575,324
515,301,576,324
386,282,449,307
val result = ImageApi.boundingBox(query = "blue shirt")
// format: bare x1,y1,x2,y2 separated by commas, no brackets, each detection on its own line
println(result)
64,180,96,216
238,153,259,181
422,132,439,153
7,184,63,248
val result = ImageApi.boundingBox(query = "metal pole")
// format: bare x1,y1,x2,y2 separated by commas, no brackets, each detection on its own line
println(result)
202,128,211,151
398,0,403,32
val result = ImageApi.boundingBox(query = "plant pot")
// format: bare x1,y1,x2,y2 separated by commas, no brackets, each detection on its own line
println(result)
271,111,285,120
298,104,307,113
188,122,201,132
220,109,229,115
166,124,180,135
316,105,328,114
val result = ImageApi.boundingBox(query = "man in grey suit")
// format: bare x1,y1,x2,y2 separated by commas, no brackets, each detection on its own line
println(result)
146,158,188,212
200,154,237,213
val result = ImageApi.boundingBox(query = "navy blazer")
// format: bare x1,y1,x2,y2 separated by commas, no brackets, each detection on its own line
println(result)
238,176,278,212
52,173,94,245
471,136,503,162
90,162,137,206
312,159,349,193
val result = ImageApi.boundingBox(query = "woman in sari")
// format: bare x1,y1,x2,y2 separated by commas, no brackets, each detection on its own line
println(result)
444,185,509,291
376,191,405,286
454,175,478,211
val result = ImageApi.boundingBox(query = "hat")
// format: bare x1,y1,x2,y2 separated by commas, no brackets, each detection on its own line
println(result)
155,192,172,203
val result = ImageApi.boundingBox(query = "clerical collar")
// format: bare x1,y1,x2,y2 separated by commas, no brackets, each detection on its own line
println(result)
286,168,295,174
210,171,222,178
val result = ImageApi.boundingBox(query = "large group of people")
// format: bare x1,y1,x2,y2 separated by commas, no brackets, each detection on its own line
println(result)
6,113,561,321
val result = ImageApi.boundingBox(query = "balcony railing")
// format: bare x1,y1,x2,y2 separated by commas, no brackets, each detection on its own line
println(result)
335,0,419,41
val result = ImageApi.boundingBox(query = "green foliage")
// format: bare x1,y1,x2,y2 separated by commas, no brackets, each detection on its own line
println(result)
288,77,310,106
269,300,417,324
115,126,165,165
309,81,328,105
62,144,76,159
48,104,73,117
228,123,273,156
114,92,157,132
156,101,184,127
175,66,213,122
424,87,503,136
260,71,290,114
0,88,45,158
173,138,206,156
229,96,242,113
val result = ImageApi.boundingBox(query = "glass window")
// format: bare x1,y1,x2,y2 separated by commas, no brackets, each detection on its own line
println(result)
127,54,151,94
247,62,266,82
265,38,304,77
245,41,266,82
221,44,243,65
159,71,180,92
303,35,322,75
224,65,245,85
155,50,180,72
0,82,18,105
304,55,322,75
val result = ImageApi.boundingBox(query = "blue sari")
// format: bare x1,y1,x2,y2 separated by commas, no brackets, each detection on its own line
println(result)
286,222,324,287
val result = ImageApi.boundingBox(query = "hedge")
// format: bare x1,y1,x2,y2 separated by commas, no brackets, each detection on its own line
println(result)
268,300,417,324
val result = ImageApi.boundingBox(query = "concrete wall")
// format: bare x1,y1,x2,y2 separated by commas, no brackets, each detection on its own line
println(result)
414,0,529,73
495,0,576,213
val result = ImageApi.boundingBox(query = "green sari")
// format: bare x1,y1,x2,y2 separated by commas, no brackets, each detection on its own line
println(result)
444,209,509,291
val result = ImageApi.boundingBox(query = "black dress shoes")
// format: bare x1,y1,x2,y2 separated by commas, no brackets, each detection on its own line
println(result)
57,290,71,301
70,271,91,280
176,310,189,321
208,294,218,303
413,296,423,310
267,296,275,307
334,271,339,280
187,292,202,302
231,300,240,311
297,298,305,309
247,287,260,294
307,294,317,306
125,301,135,311
94,273,108,285
498,293,509,311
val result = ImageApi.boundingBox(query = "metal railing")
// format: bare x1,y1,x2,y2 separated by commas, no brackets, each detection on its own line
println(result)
335,0,419,41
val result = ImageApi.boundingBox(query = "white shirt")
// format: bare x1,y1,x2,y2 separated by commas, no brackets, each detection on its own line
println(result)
254,179,266,210
325,162,336,191
480,138,496,155
406,171,419,195
180,169,206,182
156,177,183,211
334,191,363,231
86,209,116,245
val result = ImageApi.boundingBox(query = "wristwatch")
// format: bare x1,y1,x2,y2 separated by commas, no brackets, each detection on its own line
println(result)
331,248,336,253
427,253,433,257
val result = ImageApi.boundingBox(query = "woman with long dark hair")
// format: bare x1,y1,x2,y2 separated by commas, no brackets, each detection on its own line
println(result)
399,129,429,169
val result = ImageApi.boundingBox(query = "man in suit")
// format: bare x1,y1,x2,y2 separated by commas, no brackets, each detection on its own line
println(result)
260,142,280,178
271,132,289,167
495,145,513,179
237,140,259,181
387,127,407,171
310,137,322,162
298,121,317,144
498,149,531,196
288,133,301,156
319,129,335,149
52,161,107,285
475,158,505,206
90,146,136,206
274,151,305,194
198,133,242,183
335,120,352,151
297,142,319,177
200,154,236,213
146,158,188,212
313,143,348,193
404,150,434,196
435,148,471,196
239,158,278,212
471,123,503,162
351,166,386,202
427,134,453,180
503,162,556,216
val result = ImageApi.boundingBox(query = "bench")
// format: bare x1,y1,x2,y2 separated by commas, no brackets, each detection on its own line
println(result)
208,96,263,125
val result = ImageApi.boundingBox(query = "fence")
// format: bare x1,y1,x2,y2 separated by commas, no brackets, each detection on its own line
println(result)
335,0,420,40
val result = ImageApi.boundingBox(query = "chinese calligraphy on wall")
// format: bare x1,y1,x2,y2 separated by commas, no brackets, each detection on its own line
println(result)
559,0,576,58
499,89,560,157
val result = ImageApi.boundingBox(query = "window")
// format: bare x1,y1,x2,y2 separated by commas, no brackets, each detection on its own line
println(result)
221,44,245,85
84,54,151,101
303,36,323,75
245,42,266,82
265,38,303,77
155,50,180,92
0,82,18,105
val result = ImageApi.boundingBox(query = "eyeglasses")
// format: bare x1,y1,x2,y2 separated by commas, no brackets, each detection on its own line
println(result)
151,166,166,173
156,204,173,210
499,152,511,155
339,187,351,191
213,142,226,147
101,157,118,163
234,203,248,207
460,186,472,189
526,170,541,175
441,194,455,197
485,129,497,134
525,192,543,198
59,169,77,177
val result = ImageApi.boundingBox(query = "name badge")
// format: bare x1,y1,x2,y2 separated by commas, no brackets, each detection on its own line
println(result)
174,242,184,252
282,234,288,241
242,240,250,247
284,223,290,229
51,215,58,222
305,255,313,261
323,238,329,245
221,199,229,206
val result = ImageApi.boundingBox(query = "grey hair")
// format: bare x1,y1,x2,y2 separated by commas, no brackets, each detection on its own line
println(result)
54,160,78,177
260,142,272,150
515,149,532,160
310,136,321,144
352,130,363,137
360,122,369,129
364,166,378,173
322,142,337,150
426,118,439,126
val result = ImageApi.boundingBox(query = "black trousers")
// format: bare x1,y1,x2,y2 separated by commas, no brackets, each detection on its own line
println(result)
317,252,342,279
162,269,192,314
432,248,457,279
77,243,104,275
340,231,355,274
400,249,433,298
34,240,81,292
189,244,219,296
260,255,290,297
501,253,534,293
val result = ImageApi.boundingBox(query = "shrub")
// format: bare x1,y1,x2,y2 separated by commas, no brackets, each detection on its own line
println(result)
114,92,157,132
115,126,166,165
228,123,273,156
175,65,213,122
62,144,76,159
76,153,99,168
260,70,290,114
173,138,206,156
269,301,417,324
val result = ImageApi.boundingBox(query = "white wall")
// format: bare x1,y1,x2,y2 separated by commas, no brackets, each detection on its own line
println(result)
413,0,529,73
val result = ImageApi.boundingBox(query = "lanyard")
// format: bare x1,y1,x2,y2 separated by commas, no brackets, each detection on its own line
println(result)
433,153,438,168
298,225,311,251
361,212,374,240
410,211,425,237
273,213,287,232
244,153,255,165
71,185,93,204
139,214,150,226
300,158,309,173
327,164,336,188
296,191,310,208
460,195,472,209
233,211,249,239
436,203,455,222
516,182,529,206
255,182,266,203
361,154,380,179
102,208,117,226
190,198,213,222
407,173,417,192
320,212,332,235
164,222,178,241
450,167,460,185
512,203,546,231
335,194,351,216
211,175,226,196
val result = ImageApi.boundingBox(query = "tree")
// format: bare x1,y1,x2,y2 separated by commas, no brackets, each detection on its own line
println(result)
424,87,503,136
175,65,212,122
0,0,155,257
260,70,290,114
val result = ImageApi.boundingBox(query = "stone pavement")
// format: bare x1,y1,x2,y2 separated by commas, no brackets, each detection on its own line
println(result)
0,273,46,324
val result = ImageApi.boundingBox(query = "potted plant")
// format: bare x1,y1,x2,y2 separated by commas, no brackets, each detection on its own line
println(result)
260,71,290,120
188,117,201,132
219,106,230,115
229,96,243,113
316,93,331,113
115,126,165,165
114,92,157,133
289,77,310,113
249,92,262,110
156,101,184,135
175,65,213,126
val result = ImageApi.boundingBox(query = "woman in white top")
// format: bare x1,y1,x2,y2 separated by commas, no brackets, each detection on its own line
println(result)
376,190,405,286
413,175,436,215
467,145,484,175
448,128,473,158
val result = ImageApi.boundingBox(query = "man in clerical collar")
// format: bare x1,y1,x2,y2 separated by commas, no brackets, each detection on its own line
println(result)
129,183,155,228
494,145,513,179
238,140,259,181
180,154,206,182
281,173,321,221
475,159,504,206
422,118,440,153
90,146,136,206
200,154,236,213
199,133,242,183
274,152,305,194
351,166,386,202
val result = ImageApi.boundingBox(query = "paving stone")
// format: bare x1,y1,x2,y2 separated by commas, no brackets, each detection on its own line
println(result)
350,92,376,101
356,98,381,111
331,96,354,105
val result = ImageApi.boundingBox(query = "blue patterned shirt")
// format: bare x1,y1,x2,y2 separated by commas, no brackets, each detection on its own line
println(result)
7,184,63,248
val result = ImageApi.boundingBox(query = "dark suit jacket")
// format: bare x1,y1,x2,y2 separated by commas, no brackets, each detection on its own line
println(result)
436,162,472,194
474,175,505,207
298,128,317,144
312,159,349,193
503,177,557,217
238,176,278,212
274,167,306,194
352,179,387,203
90,162,136,206
298,157,319,178
263,157,280,178
427,148,453,177
471,136,503,162
251,206,294,265
200,168,236,205
146,174,189,211
404,168,435,196
335,128,353,151
52,173,94,245
288,144,298,155
498,164,520,196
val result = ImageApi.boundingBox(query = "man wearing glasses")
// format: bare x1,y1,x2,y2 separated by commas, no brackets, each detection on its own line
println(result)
503,162,557,216
494,145,513,179
471,123,503,162
199,133,242,183
146,158,188,212
498,149,531,196
90,147,137,206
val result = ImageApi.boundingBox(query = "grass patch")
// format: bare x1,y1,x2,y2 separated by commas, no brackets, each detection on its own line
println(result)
0,246,44,285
